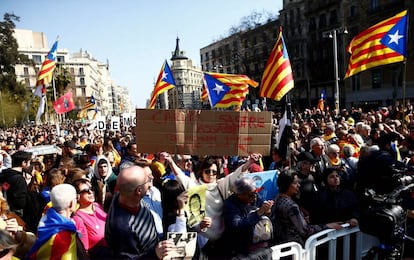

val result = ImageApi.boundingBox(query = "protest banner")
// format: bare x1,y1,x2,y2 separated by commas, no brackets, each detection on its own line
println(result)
136,109,273,156
25,145,59,156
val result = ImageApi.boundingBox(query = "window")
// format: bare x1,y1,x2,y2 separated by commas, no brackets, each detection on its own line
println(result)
350,5,357,17
32,55,42,64
23,67,29,75
309,17,316,30
319,14,327,28
57,56,65,63
392,65,403,87
80,77,85,86
371,69,382,89
79,68,84,75
370,0,379,12
329,10,338,25
351,74,360,91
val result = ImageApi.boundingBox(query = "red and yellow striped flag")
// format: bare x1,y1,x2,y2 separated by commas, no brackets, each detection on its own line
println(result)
36,40,58,86
259,27,294,101
201,85,208,102
148,60,176,109
203,72,258,108
28,208,78,260
344,10,407,78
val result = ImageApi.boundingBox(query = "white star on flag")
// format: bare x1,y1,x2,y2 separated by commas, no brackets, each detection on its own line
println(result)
162,71,168,80
213,83,225,95
388,30,403,45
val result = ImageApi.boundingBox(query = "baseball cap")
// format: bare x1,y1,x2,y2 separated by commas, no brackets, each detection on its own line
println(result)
297,152,320,163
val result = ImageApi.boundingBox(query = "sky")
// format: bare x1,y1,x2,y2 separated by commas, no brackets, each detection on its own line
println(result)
1,0,283,109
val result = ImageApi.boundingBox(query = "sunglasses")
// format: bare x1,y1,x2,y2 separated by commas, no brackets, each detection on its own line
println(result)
0,248,10,258
184,158,192,163
248,192,257,199
78,187,93,194
203,169,217,175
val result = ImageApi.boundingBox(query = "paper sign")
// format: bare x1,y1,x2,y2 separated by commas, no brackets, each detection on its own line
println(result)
184,185,207,227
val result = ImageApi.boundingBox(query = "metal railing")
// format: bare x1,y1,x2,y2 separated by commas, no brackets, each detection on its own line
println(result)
271,224,380,260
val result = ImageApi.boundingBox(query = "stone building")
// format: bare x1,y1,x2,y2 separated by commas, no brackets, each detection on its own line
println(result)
13,29,132,119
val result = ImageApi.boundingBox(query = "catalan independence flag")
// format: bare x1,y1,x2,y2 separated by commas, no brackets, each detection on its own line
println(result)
36,40,59,87
148,60,176,109
28,208,77,260
317,89,326,111
259,27,294,101
344,10,408,78
201,85,208,102
203,72,258,108
77,95,97,119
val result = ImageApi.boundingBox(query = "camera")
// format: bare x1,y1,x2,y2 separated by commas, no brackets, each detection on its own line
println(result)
359,165,414,258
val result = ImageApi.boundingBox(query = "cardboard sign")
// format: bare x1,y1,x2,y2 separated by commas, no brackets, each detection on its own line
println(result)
136,109,273,156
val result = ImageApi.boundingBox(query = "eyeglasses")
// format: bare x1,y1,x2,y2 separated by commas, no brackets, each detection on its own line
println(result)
136,175,154,188
203,169,217,175
184,158,192,163
78,187,93,194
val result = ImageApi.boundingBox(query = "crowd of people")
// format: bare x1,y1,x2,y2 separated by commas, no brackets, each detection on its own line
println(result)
0,103,412,259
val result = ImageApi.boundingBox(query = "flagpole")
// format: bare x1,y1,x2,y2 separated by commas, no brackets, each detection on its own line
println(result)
286,94,292,168
52,77,61,135
401,11,409,130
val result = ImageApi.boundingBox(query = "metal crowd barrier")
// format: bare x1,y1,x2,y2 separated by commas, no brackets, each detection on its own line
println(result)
271,224,380,260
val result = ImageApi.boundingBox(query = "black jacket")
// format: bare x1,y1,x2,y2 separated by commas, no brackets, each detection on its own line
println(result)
0,168,27,216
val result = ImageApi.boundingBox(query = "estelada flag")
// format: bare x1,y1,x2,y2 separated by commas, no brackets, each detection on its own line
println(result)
344,10,408,78
148,60,176,109
259,27,294,101
203,72,258,108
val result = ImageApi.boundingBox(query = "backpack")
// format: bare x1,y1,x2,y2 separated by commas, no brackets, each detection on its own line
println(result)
252,216,273,244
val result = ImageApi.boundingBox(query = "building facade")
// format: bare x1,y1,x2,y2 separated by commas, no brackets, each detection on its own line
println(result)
13,29,132,119
152,37,204,110
200,19,281,110
200,0,413,111
278,0,413,110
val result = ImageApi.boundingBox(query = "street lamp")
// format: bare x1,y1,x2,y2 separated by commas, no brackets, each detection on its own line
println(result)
213,64,223,72
323,27,348,112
